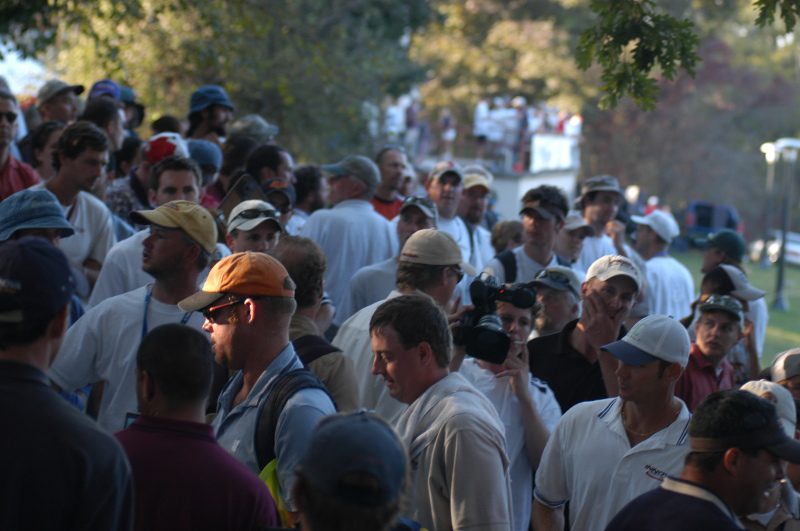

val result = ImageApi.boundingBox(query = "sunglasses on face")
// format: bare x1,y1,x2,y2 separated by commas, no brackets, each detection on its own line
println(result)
0,112,17,124
448,266,465,283
235,208,278,221
202,298,245,323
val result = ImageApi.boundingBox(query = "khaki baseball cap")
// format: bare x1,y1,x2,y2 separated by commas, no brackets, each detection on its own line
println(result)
399,229,476,276
586,255,642,292
741,379,797,437
772,348,800,382
130,200,217,254
462,165,493,191
37,79,84,107
179,251,296,311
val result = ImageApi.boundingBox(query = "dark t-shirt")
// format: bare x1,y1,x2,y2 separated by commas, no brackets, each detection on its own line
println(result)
0,360,133,531
116,415,280,531
606,481,742,531
528,319,625,412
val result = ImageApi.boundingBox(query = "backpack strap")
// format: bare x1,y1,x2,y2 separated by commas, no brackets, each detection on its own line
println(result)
496,249,517,283
292,334,340,367
254,368,333,470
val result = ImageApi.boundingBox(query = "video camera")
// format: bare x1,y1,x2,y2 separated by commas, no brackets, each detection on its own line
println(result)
452,273,536,364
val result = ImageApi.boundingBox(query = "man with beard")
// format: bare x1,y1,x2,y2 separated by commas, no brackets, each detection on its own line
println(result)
186,85,234,145
369,146,409,220
292,165,328,233
49,201,217,432
458,164,495,271
530,265,581,338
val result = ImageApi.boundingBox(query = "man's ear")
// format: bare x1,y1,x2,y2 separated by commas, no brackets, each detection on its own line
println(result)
138,369,157,403
722,447,743,476
417,341,434,366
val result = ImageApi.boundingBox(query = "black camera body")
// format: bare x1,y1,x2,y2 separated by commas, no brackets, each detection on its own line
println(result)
453,274,536,365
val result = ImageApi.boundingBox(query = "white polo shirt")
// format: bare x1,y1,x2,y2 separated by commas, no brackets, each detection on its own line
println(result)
534,397,691,531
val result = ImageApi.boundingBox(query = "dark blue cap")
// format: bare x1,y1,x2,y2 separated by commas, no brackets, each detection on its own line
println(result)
0,189,74,242
0,237,76,323
297,412,407,507
88,78,121,100
189,85,234,114
187,139,223,171
263,179,296,206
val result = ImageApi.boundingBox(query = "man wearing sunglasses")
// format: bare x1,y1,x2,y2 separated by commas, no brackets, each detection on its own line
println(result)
0,90,40,202
225,199,283,254
49,200,218,433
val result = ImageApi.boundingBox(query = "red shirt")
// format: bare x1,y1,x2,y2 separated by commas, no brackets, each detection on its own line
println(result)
675,343,736,412
370,195,404,220
0,155,40,201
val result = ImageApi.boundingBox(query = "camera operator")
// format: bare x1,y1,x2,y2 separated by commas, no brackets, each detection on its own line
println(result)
455,289,562,531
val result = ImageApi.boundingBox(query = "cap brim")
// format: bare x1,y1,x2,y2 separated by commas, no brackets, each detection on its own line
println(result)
601,339,660,367
400,203,436,219
130,210,180,228
230,216,283,233
533,278,577,296
731,287,766,301
321,163,347,176
520,206,556,220
178,291,224,313
767,436,800,463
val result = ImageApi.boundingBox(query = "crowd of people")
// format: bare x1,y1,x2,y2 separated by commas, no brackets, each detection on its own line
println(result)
1,76,798,531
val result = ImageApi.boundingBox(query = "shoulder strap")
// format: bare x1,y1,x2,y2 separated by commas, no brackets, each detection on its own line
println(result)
496,249,517,283
292,335,340,367
254,369,333,470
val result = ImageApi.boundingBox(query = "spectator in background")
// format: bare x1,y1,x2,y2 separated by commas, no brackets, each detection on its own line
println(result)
458,164,495,271
114,136,143,182
270,236,359,411
0,237,133,531
36,79,84,124
37,121,115,300
22,121,65,181
426,161,471,263
575,175,627,273
228,114,279,146
150,115,182,135
531,266,581,338
81,97,126,154
554,211,594,278
245,144,295,185
370,146,409,220
293,165,329,233
490,220,523,256
301,155,393,321
0,91,40,201
119,86,145,137
116,324,280,531
675,295,743,411
225,199,283,254
293,412,407,531
263,179,298,234
87,78,122,103
203,133,258,206
771,348,800,400
187,85,234,145
187,139,223,209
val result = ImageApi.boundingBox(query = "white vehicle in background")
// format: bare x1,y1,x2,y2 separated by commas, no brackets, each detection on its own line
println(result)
750,231,800,266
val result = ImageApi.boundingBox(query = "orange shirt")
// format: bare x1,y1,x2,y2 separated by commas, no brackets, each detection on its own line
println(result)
370,195,404,220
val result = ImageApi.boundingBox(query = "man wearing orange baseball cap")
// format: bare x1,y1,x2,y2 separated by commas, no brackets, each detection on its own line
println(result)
179,252,336,524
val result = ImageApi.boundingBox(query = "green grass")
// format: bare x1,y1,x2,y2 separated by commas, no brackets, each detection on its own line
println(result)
673,250,800,366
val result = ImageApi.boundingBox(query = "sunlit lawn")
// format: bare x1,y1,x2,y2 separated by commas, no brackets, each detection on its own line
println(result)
674,249,800,366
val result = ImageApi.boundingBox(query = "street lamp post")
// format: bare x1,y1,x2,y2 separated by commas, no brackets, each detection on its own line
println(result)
772,138,800,311
760,142,777,269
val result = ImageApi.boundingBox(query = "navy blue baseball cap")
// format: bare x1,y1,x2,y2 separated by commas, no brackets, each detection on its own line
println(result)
0,237,76,323
297,412,407,507
88,78,121,101
189,85,234,114
0,189,74,242
187,139,223,171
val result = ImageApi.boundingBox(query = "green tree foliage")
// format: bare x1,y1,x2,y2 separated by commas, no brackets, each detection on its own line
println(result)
9,0,430,161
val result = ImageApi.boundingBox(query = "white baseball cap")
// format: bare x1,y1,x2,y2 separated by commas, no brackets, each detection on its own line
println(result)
601,314,691,367
772,348,800,382
586,255,642,292
718,264,765,301
741,379,797,437
631,210,680,244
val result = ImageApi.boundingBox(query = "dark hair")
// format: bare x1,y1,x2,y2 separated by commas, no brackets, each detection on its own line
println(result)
115,136,143,176
53,121,109,171
522,185,568,217
29,121,66,167
369,294,451,368
701,266,737,295
80,97,121,129
490,220,523,255
0,313,59,350
395,262,449,293
245,144,286,177
186,111,203,138
149,155,202,191
294,165,323,205
136,324,213,405
269,236,326,309
374,145,405,164
293,473,400,531
151,115,182,134
220,133,258,177
686,390,775,471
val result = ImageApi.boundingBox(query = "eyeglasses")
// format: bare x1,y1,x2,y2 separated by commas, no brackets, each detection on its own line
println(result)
0,112,17,124
447,266,465,283
202,298,245,323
